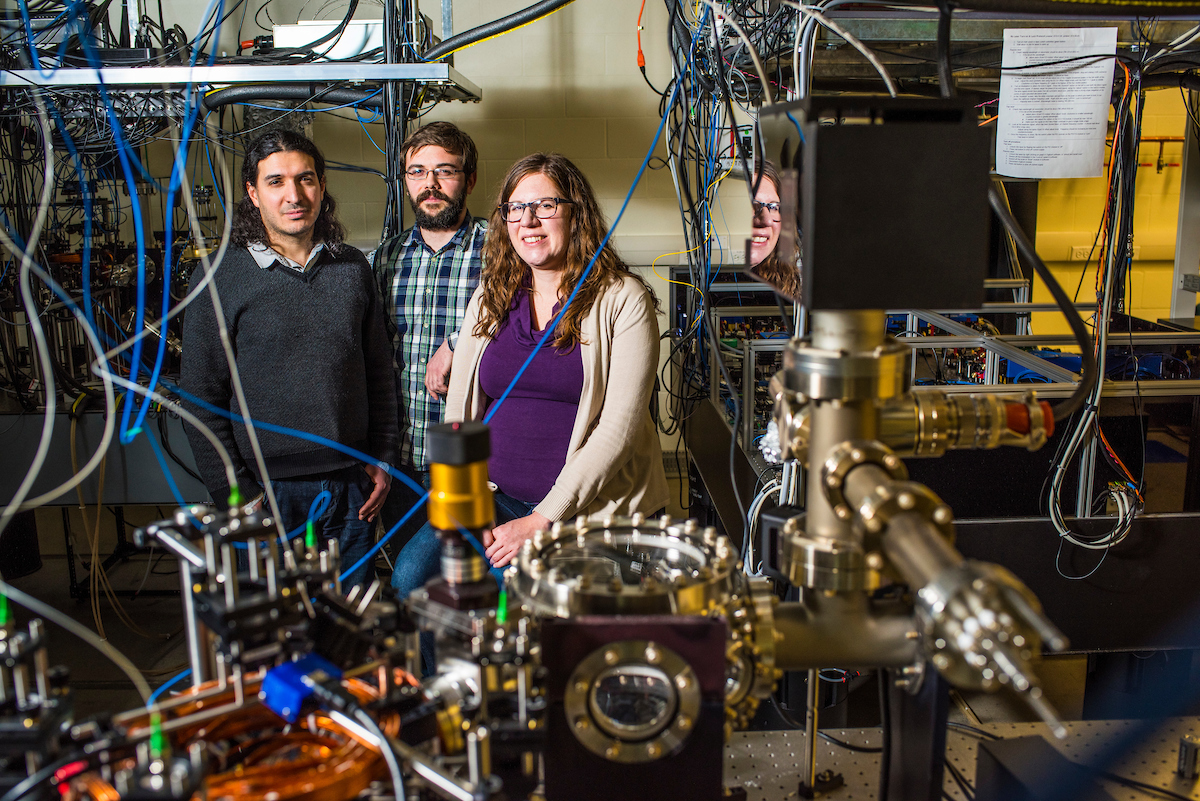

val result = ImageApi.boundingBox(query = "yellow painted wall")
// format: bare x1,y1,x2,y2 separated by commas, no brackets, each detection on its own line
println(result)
1033,88,1189,335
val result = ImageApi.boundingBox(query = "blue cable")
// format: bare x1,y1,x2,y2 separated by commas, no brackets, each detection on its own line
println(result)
145,430,192,508
358,115,386,156
239,490,331,550
482,60,687,426
163,381,425,498
67,35,150,444
152,419,332,548
129,0,223,443
786,111,806,144
147,669,192,706
203,114,227,214
337,491,430,583
0,209,28,253
16,0,75,78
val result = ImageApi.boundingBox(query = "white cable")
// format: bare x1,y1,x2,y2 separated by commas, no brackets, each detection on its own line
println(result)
9,115,233,512
103,120,233,363
192,215,288,541
0,91,58,538
1046,138,1140,551
178,118,286,542
695,0,775,105
1150,22,1200,63
109,113,286,543
13,261,117,510
0,579,152,703
744,478,780,576
782,1,897,98
101,373,239,494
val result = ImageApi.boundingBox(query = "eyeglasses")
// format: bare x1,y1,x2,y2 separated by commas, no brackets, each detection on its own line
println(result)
499,197,574,223
405,166,465,181
753,201,782,221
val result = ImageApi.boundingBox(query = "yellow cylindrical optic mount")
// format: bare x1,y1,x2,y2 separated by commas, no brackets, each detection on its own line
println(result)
425,423,498,606
427,422,495,532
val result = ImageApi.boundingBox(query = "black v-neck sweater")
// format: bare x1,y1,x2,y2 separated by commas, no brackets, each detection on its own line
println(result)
180,245,399,503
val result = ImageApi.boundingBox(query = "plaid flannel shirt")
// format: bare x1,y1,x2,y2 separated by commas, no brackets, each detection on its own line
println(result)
374,215,486,470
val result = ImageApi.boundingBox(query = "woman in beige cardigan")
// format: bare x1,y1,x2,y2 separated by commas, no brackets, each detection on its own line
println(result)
390,153,669,611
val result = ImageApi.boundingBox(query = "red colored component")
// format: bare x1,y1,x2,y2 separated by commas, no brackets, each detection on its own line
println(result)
1005,401,1054,438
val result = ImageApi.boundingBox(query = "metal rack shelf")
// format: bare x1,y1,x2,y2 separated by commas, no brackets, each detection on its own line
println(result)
0,62,482,101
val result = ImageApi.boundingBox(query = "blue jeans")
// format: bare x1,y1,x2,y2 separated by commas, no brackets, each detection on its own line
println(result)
270,465,375,589
391,491,537,675
379,465,429,557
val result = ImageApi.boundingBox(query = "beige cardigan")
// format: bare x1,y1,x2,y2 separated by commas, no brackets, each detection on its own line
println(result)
445,274,669,522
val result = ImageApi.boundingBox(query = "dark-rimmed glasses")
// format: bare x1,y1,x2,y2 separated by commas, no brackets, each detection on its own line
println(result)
499,197,573,223
405,167,465,181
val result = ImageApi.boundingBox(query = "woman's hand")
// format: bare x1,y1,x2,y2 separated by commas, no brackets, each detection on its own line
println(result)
485,511,552,567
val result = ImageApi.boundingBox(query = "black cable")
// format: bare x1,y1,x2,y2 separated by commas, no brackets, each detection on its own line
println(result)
200,84,383,112
774,293,794,337
820,730,882,753
422,0,577,62
704,301,749,536
936,0,956,98
157,411,202,482
878,669,891,796
1093,769,1193,801
987,185,1097,420
640,65,665,96
947,721,1000,741
0,751,85,801
944,758,976,800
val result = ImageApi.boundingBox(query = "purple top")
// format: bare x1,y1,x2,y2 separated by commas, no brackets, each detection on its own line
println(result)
479,292,584,504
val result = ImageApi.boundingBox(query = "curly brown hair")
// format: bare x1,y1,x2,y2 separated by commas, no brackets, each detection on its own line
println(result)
474,153,659,349
231,129,347,250
751,161,802,301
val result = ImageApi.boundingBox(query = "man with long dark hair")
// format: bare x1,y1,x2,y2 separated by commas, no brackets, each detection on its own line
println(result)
181,128,398,588
373,121,486,551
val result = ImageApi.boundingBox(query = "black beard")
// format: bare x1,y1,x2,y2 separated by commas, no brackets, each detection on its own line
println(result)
410,189,466,231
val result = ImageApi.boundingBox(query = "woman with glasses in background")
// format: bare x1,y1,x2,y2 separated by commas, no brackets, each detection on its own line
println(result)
748,161,802,301
391,153,668,653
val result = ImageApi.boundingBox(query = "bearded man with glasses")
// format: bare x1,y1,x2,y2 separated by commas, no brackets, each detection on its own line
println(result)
373,122,487,552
